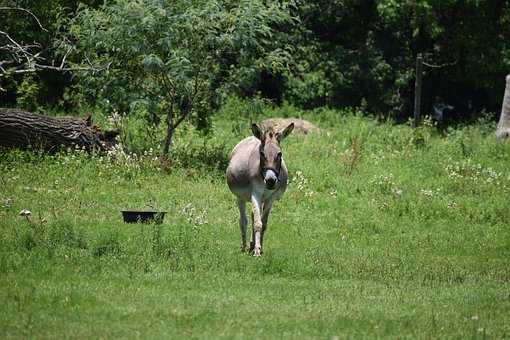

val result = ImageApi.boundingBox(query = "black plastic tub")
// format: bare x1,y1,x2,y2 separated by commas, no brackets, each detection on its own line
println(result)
121,210,166,224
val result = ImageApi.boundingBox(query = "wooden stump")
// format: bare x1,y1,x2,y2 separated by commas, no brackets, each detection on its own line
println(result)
0,108,113,151
496,75,510,139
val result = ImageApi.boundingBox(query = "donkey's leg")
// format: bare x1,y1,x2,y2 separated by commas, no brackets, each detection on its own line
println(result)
237,199,248,252
250,193,263,257
249,210,255,252
260,200,274,252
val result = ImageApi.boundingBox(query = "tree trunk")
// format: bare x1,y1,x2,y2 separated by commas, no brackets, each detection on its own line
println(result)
0,108,110,151
496,75,510,139
163,109,174,155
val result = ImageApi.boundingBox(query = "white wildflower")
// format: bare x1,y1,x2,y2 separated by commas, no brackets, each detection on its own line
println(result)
304,190,314,197
181,203,208,226
420,189,434,198
391,187,403,197
447,201,458,209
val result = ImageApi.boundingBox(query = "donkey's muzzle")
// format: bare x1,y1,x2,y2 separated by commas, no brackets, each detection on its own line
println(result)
265,177,277,189
264,169,278,190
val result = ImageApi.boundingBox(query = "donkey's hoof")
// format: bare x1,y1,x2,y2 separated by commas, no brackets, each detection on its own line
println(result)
253,248,262,257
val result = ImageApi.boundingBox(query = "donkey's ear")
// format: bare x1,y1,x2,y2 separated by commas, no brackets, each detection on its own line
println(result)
251,123,263,140
281,122,294,139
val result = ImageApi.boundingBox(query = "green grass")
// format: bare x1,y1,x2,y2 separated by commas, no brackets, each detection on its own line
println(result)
1,107,510,338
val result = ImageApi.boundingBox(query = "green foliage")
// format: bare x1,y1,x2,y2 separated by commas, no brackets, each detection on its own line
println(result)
285,68,334,108
16,75,40,112
2,0,508,124
0,0,102,108
68,0,295,153
285,0,510,118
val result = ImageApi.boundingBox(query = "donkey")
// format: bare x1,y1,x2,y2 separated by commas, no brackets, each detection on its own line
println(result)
226,122,294,256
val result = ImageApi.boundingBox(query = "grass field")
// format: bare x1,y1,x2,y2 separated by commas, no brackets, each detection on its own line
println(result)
1,106,510,338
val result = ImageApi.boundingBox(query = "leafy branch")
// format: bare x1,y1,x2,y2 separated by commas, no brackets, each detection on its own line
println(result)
0,7,110,91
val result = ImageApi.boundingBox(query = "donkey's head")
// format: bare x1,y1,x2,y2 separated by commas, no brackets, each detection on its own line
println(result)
252,122,294,190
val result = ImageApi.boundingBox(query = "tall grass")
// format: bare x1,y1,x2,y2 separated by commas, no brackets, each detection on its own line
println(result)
1,103,509,338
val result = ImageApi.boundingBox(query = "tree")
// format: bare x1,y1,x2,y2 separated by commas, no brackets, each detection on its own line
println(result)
285,0,510,119
0,1,104,108
69,0,295,154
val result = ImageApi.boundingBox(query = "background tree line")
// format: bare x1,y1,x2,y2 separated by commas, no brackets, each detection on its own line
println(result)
1,0,509,124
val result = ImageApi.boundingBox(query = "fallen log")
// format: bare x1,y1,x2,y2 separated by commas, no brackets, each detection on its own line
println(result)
0,108,116,151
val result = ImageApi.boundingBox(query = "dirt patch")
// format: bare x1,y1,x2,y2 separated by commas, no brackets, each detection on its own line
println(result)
262,118,320,135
